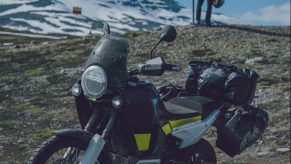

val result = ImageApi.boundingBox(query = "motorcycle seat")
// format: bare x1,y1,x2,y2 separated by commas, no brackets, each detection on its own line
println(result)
163,96,219,119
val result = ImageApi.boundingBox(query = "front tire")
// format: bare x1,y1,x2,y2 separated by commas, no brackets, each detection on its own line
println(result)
28,135,88,164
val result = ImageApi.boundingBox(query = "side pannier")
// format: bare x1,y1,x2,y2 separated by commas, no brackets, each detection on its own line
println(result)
216,105,269,157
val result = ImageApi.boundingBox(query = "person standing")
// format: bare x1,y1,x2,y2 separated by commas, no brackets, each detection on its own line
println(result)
196,0,214,26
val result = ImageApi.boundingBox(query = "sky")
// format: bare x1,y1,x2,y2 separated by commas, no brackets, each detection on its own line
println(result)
178,0,291,26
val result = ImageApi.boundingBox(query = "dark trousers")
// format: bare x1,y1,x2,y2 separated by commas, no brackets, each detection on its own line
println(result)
196,0,213,24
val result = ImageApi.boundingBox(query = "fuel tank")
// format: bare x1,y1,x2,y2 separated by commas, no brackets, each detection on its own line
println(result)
119,80,161,155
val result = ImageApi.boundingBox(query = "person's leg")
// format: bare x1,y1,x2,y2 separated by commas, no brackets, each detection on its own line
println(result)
196,0,205,24
206,0,213,25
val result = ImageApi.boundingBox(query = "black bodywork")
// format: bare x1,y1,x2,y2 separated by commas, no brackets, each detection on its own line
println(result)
72,30,214,160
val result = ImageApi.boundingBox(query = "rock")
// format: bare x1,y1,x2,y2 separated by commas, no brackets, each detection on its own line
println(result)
0,58,11,62
2,43,14,46
30,40,36,45
17,138,25,144
29,76,50,85
60,69,65,74
15,45,21,49
276,148,290,152
42,41,49,45
257,151,270,156
0,135,8,144
245,57,266,64
270,128,277,133
24,112,32,118
0,84,14,92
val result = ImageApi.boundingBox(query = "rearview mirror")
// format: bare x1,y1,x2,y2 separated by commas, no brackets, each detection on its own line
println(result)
160,25,177,42
150,25,177,59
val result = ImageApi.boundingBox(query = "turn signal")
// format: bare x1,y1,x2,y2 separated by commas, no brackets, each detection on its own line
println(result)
72,83,81,96
112,96,122,109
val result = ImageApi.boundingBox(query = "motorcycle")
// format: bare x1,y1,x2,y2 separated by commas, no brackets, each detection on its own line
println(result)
28,23,268,164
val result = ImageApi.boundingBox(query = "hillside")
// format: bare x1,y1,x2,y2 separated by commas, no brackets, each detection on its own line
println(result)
0,24,290,163
0,0,242,35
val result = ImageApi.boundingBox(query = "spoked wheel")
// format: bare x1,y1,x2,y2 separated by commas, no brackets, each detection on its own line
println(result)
165,138,217,164
28,136,88,164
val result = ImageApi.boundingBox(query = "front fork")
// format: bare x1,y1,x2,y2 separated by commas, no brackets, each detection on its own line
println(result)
80,111,118,164
63,110,100,161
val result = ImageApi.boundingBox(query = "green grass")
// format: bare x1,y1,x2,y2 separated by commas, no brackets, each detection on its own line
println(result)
122,31,143,38
258,75,289,86
15,103,29,110
23,68,43,77
32,129,54,141
1,75,17,83
17,144,29,150
243,46,264,59
26,107,43,114
14,103,43,114
63,55,83,64
0,120,18,128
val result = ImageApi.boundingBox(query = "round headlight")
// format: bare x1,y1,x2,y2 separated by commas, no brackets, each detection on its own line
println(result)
81,65,107,100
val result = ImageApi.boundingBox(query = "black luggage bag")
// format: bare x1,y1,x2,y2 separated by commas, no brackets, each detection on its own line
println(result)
223,69,259,106
216,105,269,157
185,60,259,106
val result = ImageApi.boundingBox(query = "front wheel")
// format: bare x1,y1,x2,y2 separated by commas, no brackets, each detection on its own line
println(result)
165,138,217,164
28,136,88,164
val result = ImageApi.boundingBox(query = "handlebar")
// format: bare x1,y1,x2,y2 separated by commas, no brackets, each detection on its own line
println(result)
164,64,181,72
128,63,181,76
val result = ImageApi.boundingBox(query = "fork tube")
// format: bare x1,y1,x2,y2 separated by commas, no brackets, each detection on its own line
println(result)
80,112,118,164
84,110,98,132
102,111,118,139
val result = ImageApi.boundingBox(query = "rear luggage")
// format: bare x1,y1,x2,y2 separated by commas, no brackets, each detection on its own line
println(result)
185,60,259,106
198,67,227,99
224,69,259,106
216,105,269,157
185,61,209,94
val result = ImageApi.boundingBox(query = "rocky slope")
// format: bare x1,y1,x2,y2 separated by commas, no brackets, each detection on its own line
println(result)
0,25,290,163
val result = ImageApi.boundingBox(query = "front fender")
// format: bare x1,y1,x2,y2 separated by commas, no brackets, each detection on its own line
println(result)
54,128,93,143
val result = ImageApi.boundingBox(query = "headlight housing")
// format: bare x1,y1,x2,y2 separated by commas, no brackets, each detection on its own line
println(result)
81,65,107,100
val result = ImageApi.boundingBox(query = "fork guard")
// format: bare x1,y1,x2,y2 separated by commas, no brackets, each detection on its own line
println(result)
54,128,93,144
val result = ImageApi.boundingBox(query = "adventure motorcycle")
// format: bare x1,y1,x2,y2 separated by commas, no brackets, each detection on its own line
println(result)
28,23,268,164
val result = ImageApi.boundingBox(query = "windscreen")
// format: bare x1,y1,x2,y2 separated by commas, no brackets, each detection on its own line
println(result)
85,34,129,87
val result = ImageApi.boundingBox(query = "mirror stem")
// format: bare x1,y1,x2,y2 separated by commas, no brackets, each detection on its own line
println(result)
150,39,162,59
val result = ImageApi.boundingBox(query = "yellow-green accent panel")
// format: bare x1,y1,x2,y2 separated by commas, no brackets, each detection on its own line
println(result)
162,123,172,135
169,116,202,128
134,134,151,151
162,116,202,135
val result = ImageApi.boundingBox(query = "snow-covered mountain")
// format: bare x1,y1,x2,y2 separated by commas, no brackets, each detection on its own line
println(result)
0,0,243,36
